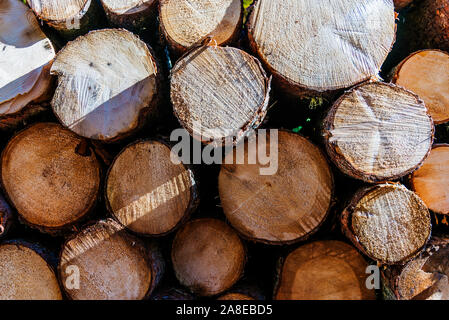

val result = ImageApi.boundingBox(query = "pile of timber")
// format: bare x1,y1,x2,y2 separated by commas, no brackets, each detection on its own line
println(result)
0,0,449,301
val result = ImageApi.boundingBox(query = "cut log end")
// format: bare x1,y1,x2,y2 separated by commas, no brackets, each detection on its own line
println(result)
274,240,376,300
100,0,158,32
159,0,242,55
219,130,333,245
51,28,160,142
247,0,396,95
1,123,101,234
394,0,414,10
171,45,270,146
391,50,449,124
0,243,62,300
342,183,431,265
59,219,162,300
411,145,449,215
324,82,434,183
172,218,246,296
106,140,198,236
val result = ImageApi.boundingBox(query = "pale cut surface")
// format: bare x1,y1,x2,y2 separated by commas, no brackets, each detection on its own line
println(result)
171,46,269,144
326,82,433,181
51,29,158,141
219,131,333,244
27,0,87,20
107,141,195,235
0,0,55,113
351,184,431,264
412,146,449,215
275,240,375,300
172,219,245,296
1,123,100,228
160,0,241,48
60,219,152,300
393,50,449,124
248,0,395,92
0,244,62,300
102,0,155,14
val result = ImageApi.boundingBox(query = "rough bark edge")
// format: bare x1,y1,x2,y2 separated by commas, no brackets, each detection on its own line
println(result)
246,0,397,97
170,44,272,147
104,138,200,238
0,122,102,236
151,286,196,300
158,0,244,58
0,104,50,133
340,183,432,265
323,81,435,183
220,129,335,246
0,193,14,239
51,28,163,143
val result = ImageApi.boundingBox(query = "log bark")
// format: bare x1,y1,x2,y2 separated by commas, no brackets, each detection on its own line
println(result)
100,0,158,34
170,45,271,146
0,193,13,239
382,236,449,300
219,130,334,245
323,82,434,183
0,123,101,235
247,0,396,96
27,0,105,40
171,218,246,296
0,241,62,300
105,139,199,236
394,0,413,11
0,0,55,126
159,0,243,56
341,183,432,265
410,144,449,216
50,29,161,142
390,50,449,124
59,219,164,300
274,240,376,300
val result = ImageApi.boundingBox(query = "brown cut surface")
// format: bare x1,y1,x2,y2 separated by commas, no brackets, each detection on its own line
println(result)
59,219,152,300
394,0,413,10
172,218,245,296
411,145,449,215
275,240,375,300
392,50,449,124
218,293,254,300
0,244,62,300
1,123,100,230
106,140,196,235
219,131,333,244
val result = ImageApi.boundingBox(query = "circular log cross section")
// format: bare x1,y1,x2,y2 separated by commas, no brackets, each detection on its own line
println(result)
170,45,270,146
100,0,158,32
159,0,242,55
341,184,431,265
219,130,333,245
324,82,434,183
274,240,376,300
1,123,101,234
106,140,198,236
51,29,160,142
172,218,246,296
247,0,396,95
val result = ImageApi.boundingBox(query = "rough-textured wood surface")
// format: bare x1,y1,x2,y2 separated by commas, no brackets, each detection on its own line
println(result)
27,0,104,39
219,130,333,245
274,240,376,300
0,242,62,300
59,219,164,300
410,145,449,215
341,183,431,265
0,0,55,119
0,193,13,239
217,284,264,300
106,140,198,236
171,45,270,146
172,218,246,296
391,50,449,124
247,0,396,96
159,0,242,56
100,0,158,33
51,29,160,142
394,0,413,10
324,82,434,183
151,286,195,300
1,123,101,234
382,237,449,300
